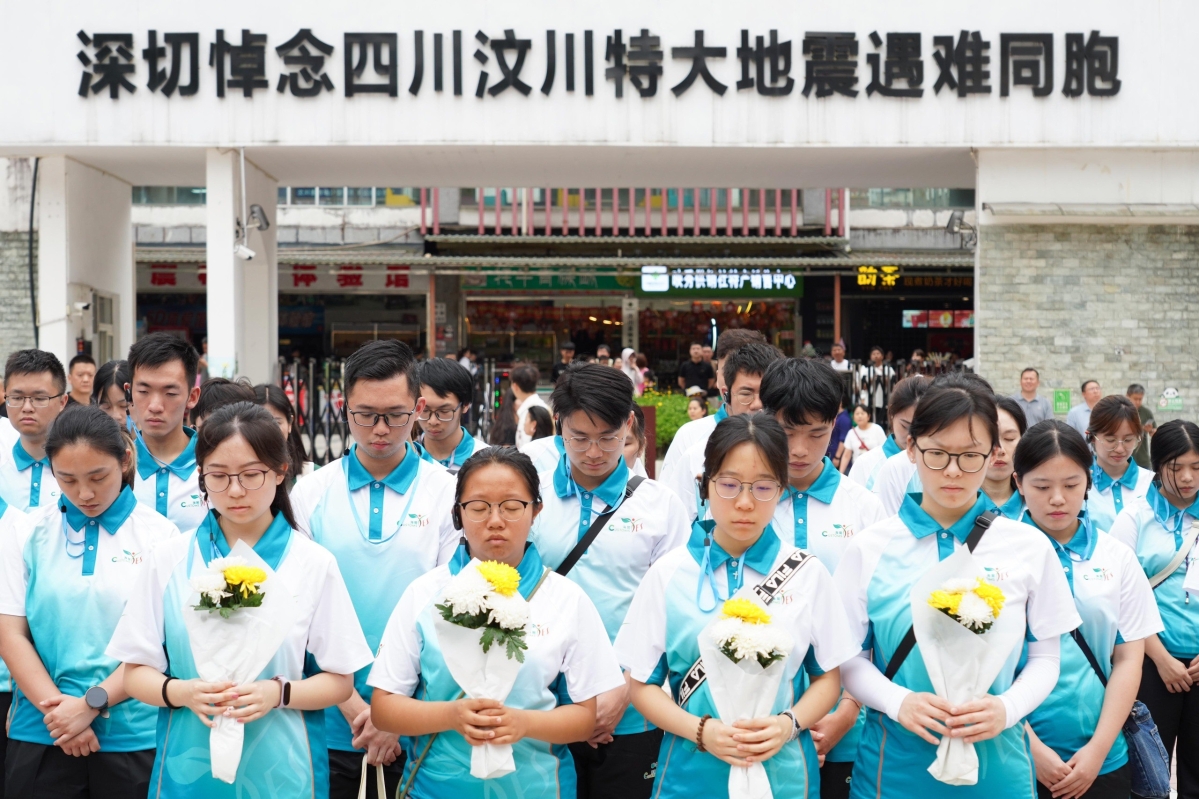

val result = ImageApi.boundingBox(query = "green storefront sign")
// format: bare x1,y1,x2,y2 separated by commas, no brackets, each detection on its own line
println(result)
463,273,631,292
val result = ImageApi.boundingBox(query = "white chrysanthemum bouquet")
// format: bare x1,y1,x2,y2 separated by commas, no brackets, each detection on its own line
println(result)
700,596,795,799
910,550,1023,787
433,560,533,779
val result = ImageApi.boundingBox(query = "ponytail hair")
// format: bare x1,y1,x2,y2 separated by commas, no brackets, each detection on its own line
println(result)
195,401,297,529
45,404,134,488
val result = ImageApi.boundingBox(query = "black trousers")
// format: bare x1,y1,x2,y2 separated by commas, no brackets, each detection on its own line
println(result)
569,729,664,799
1036,764,1130,799
4,740,153,799
1138,654,1199,798
0,692,10,799
328,748,406,799
820,759,854,799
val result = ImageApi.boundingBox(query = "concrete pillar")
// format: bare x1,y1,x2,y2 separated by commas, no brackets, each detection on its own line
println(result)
36,156,134,367
205,149,278,383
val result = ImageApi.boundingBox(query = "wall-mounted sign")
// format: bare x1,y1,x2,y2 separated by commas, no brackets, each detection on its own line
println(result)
1053,389,1072,415
902,309,973,328
1160,387,1183,412
137,263,429,294
640,267,800,298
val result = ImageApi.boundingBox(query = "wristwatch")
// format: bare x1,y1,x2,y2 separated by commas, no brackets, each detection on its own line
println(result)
271,676,291,709
85,686,110,718
779,709,802,742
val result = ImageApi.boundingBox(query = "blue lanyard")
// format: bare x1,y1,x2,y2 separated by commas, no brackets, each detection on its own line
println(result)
340,457,423,544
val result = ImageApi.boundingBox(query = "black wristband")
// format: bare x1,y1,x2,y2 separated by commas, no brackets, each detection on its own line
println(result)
162,676,180,710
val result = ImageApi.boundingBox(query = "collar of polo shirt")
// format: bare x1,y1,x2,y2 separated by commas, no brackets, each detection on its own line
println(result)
785,457,841,504
450,541,546,601
1092,458,1139,493
346,442,419,494
553,449,628,507
198,510,293,570
686,518,781,576
898,492,990,544
60,484,138,535
11,439,47,470
135,426,197,481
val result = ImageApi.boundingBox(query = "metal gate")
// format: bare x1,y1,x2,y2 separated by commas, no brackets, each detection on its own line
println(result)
278,357,350,467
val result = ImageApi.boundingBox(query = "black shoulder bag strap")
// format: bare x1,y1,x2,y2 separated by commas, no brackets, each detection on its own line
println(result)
883,510,999,681
556,476,646,577
1070,628,1109,687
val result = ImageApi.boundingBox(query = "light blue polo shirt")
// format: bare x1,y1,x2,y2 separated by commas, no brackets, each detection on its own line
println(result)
416,427,489,474
0,497,27,692
0,439,60,512
615,521,859,799
368,545,624,799
1110,484,1199,659
987,490,1026,522
531,452,689,735
0,487,177,751
847,434,902,492
1088,460,1154,533
290,443,458,752
834,493,1080,799
1022,513,1162,776
132,428,206,531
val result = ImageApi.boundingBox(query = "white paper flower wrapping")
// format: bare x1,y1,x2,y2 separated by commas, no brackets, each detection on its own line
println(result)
697,593,793,799
432,559,533,779
909,548,1025,786
182,541,299,784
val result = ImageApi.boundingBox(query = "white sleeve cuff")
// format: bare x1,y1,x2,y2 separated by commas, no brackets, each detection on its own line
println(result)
840,652,913,723
998,637,1061,729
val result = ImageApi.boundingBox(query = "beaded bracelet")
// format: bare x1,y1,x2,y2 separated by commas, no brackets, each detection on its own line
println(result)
696,714,713,752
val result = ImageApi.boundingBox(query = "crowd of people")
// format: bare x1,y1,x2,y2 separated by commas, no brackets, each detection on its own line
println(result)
0,330,1192,799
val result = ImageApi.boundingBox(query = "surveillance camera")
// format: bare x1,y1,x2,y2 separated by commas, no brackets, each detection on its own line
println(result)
945,210,964,235
72,301,91,312
234,243,256,260
249,204,271,232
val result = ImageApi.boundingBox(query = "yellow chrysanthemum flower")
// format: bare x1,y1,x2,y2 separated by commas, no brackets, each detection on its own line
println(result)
223,565,267,598
721,598,772,625
927,590,962,616
476,561,521,597
972,580,1006,619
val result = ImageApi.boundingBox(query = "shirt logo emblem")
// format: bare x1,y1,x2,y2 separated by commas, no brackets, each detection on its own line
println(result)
1082,567,1114,582
983,565,1009,583
403,512,429,528
820,523,855,539
180,494,203,508
111,549,143,565
606,517,644,534
529,623,551,638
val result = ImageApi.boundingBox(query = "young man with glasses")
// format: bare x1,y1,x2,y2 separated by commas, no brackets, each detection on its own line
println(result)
530,363,689,799
759,358,887,799
0,350,67,511
413,357,489,474
290,339,457,799
126,334,206,531
661,342,784,521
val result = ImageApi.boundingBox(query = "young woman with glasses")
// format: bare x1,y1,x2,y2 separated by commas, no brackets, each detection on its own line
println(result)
109,401,372,798
616,412,858,799
1085,395,1155,533
369,447,624,799
834,373,1081,799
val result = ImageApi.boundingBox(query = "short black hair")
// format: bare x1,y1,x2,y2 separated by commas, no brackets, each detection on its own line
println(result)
1021,367,1039,378
191,378,256,425
1081,379,1100,392
127,333,199,388
452,446,542,532
994,395,1029,436
46,404,134,488
721,342,784,393
510,364,540,394
418,357,474,405
91,359,132,405
760,358,842,426
1013,420,1093,495
550,363,633,431
714,329,765,361
1151,420,1199,498
4,349,67,394
68,353,96,371
1127,384,1146,396
888,375,930,416
343,339,418,399
698,412,788,502
909,372,999,451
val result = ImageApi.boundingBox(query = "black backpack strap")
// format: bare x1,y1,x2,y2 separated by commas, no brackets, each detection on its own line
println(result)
1070,628,1109,688
883,511,999,682
556,476,646,577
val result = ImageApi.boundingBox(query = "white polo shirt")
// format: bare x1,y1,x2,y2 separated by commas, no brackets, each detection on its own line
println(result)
290,443,458,753
514,392,550,448
521,435,564,474
0,439,60,512
660,437,709,520
1087,460,1155,533
660,409,723,477
368,548,624,799
131,430,206,532
847,435,902,491
872,449,920,516
530,454,689,735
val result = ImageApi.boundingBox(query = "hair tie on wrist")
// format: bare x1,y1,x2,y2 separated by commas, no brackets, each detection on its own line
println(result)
161,676,179,710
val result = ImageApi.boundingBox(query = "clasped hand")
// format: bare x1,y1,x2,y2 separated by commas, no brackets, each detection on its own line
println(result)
700,716,792,768
897,692,1006,745
451,698,528,747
